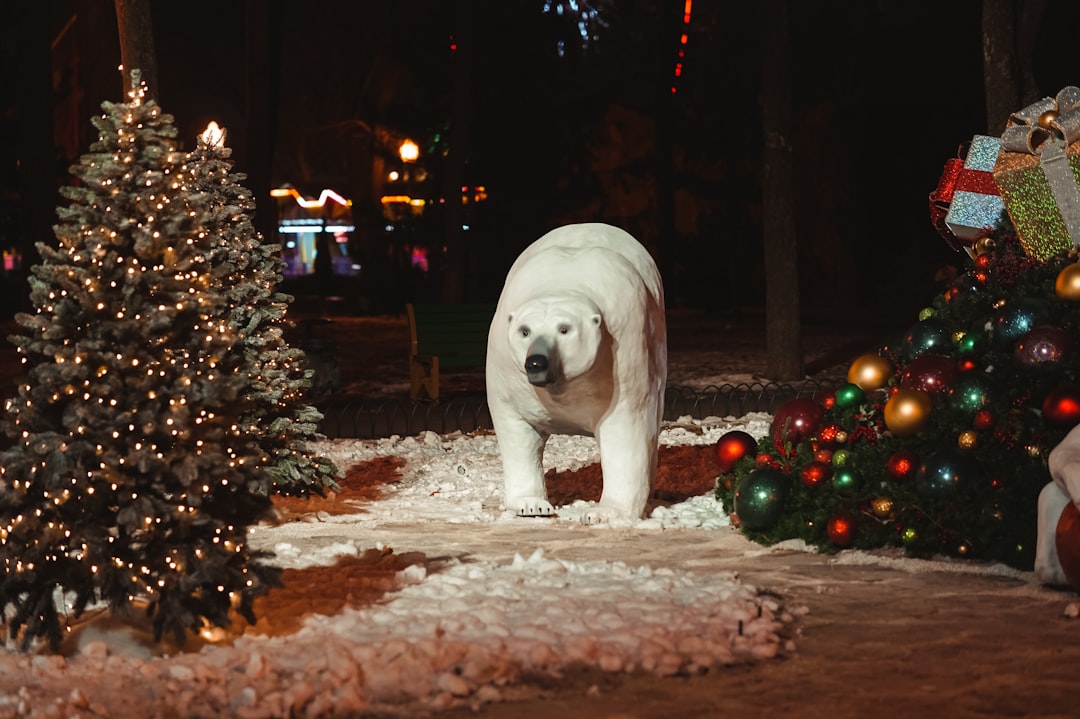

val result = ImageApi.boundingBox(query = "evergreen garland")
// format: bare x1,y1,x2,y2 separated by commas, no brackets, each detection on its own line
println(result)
717,229,1080,570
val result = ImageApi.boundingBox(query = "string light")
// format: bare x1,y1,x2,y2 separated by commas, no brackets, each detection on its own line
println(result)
672,0,693,94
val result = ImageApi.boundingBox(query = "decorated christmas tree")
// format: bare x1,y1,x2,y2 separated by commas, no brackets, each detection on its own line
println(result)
0,73,280,650
717,88,1080,571
717,231,1080,569
185,122,339,498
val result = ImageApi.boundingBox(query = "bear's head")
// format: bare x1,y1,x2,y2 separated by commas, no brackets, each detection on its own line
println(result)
505,295,603,388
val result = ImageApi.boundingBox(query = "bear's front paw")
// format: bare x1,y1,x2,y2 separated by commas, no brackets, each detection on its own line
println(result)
509,497,556,517
581,507,635,526
580,509,610,526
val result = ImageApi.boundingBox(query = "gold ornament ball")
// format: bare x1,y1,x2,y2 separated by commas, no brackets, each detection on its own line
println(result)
871,496,894,518
1039,109,1059,128
1055,263,1080,300
847,354,893,392
972,236,995,256
884,389,933,437
958,430,978,450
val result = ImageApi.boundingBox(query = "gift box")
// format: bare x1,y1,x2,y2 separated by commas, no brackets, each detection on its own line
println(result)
929,156,962,242
992,86,1080,261
940,135,1007,252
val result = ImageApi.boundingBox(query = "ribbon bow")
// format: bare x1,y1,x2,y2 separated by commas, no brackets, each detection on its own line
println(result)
999,86,1080,250
1000,86,1080,154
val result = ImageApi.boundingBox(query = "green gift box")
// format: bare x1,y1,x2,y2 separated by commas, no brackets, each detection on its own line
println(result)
992,86,1080,261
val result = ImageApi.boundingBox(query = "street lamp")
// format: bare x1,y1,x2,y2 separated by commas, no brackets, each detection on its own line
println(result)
399,139,419,163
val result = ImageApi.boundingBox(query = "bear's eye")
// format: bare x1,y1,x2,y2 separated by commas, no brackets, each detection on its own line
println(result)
519,327,530,338
558,325,570,335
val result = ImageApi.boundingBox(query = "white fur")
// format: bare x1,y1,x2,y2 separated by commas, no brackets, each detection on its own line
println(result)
485,223,667,521
1036,423,1080,586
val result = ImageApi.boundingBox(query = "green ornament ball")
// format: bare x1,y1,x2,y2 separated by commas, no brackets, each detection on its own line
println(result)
832,468,860,494
833,382,865,409
831,448,851,467
916,450,980,498
956,331,985,356
949,374,992,413
734,469,791,531
993,297,1046,344
901,317,952,361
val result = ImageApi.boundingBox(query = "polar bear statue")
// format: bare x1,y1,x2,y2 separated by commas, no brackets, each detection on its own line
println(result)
1036,423,1080,588
485,223,667,522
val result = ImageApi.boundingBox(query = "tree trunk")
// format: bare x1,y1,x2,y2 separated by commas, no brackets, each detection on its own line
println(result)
244,0,281,246
653,2,678,302
981,0,1020,134
1014,0,1047,105
114,0,158,99
760,0,802,381
440,0,475,303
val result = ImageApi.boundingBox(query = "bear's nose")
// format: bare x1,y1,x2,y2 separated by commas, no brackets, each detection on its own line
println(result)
525,354,548,375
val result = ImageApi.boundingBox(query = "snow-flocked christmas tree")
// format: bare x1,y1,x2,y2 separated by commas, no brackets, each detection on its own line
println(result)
185,121,340,498
0,73,282,649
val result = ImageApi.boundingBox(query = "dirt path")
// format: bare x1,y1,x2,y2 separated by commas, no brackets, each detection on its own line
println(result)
416,535,1080,719
268,456,1080,719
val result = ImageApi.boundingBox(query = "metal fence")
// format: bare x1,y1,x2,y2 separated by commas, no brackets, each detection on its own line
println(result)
315,379,843,439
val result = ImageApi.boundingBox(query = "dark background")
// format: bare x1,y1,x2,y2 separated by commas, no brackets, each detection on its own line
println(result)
2,1,1079,322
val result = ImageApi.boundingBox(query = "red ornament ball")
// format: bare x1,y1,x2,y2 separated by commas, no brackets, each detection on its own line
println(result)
800,460,832,488
714,431,758,473
887,450,918,482
1043,386,1080,429
827,514,857,547
973,409,994,431
957,357,979,373
817,423,840,444
899,353,957,396
1056,501,1080,594
770,398,825,445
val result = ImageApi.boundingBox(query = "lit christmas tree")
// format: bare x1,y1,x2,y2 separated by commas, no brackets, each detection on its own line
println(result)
0,72,280,650
185,122,340,498
716,230,1080,570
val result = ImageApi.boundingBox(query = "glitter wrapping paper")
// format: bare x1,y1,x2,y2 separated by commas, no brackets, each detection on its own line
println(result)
993,86,1080,261
929,156,962,242
942,135,1007,250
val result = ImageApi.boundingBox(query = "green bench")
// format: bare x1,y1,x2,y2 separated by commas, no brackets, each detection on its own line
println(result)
407,302,497,401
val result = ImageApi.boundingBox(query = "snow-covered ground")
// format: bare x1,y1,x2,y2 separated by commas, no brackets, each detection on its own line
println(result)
0,409,1044,719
